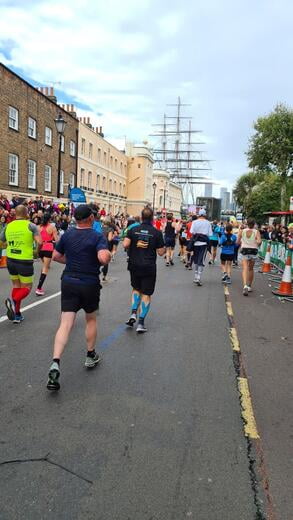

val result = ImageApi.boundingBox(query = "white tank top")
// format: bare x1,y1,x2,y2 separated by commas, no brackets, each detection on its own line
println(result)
241,228,259,249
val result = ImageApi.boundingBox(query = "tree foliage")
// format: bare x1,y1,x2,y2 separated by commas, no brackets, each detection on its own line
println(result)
247,103,293,178
234,172,293,223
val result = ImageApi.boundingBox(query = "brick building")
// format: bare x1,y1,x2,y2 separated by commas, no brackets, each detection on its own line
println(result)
0,63,78,200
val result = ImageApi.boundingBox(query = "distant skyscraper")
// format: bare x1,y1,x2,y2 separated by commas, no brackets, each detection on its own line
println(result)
220,187,231,211
204,183,212,197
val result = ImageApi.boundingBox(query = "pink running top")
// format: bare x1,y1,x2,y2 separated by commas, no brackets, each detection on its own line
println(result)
40,225,54,252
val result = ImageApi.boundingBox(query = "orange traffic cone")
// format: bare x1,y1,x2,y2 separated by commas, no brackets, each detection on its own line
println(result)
0,249,7,268
261,242,271,273
272,250,293,298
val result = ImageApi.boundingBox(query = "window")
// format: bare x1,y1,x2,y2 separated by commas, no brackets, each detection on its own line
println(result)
119,182,122,194
96,174,100,190
8,106,19,130
44,165,52,192
45,127,52,146
69,173,75,188
28,117,37,139
60,135,65,152
80,168,85,187
102,176,106,191
70,140,76,157
60,170,64,194
8,153,19,186
89,143,93,159
88,171,92,189
28,160,36,189
138,163,141,169
110,156,113,169
81,138,86,155
98,148,101,162
114,180,117,193
109,179,112,193
114,158,117,170
103,151,107,164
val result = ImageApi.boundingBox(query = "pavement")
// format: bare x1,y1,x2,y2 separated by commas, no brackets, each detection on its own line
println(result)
0,250,292,520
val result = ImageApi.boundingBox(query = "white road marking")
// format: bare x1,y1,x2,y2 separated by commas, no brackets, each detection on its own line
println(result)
0,291,61,323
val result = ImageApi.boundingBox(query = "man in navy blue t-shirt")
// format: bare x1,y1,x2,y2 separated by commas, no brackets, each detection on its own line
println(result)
46,205,111,391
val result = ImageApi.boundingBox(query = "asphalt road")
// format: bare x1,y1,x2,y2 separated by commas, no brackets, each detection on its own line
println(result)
0,250,291,520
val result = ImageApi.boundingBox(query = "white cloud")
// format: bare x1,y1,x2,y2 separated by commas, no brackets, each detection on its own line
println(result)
1,0,292,189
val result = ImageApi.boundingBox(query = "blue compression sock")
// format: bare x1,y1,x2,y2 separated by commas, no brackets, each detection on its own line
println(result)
131,292,141,313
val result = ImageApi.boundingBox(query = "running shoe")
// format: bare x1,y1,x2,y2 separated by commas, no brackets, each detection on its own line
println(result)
5,298,15,321
208,260,212,265
170,259,174,266
85,353,102,368
165,262,170,266
196,280,202,287
13,314,24,323
225,276,231,284
188,265,193,270
136,323,147,334
125,313,137,327
47,362,60,391
222,273,228,282
247,285,252,292
243,285,249,296
35,288,45,296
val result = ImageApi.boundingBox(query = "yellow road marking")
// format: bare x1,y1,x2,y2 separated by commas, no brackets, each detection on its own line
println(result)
238,377,260,439
229,327,240,352
226,301,233,316
224,286,230,296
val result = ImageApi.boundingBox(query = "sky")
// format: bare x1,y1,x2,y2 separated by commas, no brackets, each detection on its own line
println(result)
0,0,293,195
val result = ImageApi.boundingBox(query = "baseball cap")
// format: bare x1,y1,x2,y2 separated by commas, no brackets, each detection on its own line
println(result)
74,204,92,221
199,208,206,216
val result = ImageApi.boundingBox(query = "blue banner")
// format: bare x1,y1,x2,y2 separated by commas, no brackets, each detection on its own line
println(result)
69,187,86,203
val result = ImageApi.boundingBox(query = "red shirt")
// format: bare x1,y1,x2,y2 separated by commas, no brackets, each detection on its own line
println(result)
186,221,192,239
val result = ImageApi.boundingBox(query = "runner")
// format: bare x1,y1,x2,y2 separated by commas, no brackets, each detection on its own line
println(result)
219,223,237,284
124,207,165,333
185,216,196,270
237,218,262,296
178,221,188,263
190,209,212,286
46,205,111,391
0,205,42,323
163,213,177,266
35,213,58,296
208,220,221,264
101,217,114,281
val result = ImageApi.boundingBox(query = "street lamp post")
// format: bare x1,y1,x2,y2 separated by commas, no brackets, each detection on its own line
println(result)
54,114,67,199
152,182,157,213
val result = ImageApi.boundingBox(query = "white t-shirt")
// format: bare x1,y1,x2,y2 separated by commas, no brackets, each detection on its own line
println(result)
190,218,213,246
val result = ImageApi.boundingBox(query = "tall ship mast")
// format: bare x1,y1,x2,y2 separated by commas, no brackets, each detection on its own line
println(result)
150,97,212,205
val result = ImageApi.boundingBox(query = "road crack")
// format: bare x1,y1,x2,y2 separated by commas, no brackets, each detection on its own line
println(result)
0,452,93,484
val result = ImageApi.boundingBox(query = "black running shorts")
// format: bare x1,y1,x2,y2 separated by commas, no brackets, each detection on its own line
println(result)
61,279,101,313
7,258,34,279
220,253,234,262
165,237,176,249
210,240,218,248
39,250,53,259
130,270,156,296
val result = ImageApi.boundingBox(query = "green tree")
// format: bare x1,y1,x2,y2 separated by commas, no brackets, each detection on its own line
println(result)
247,103,293,209
233,171,264,208
244,175,293,223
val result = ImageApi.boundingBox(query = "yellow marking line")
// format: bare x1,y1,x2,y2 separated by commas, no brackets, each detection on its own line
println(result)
238,377,260,439
229,327,240,352
226,301,233,316
224,286,230,296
